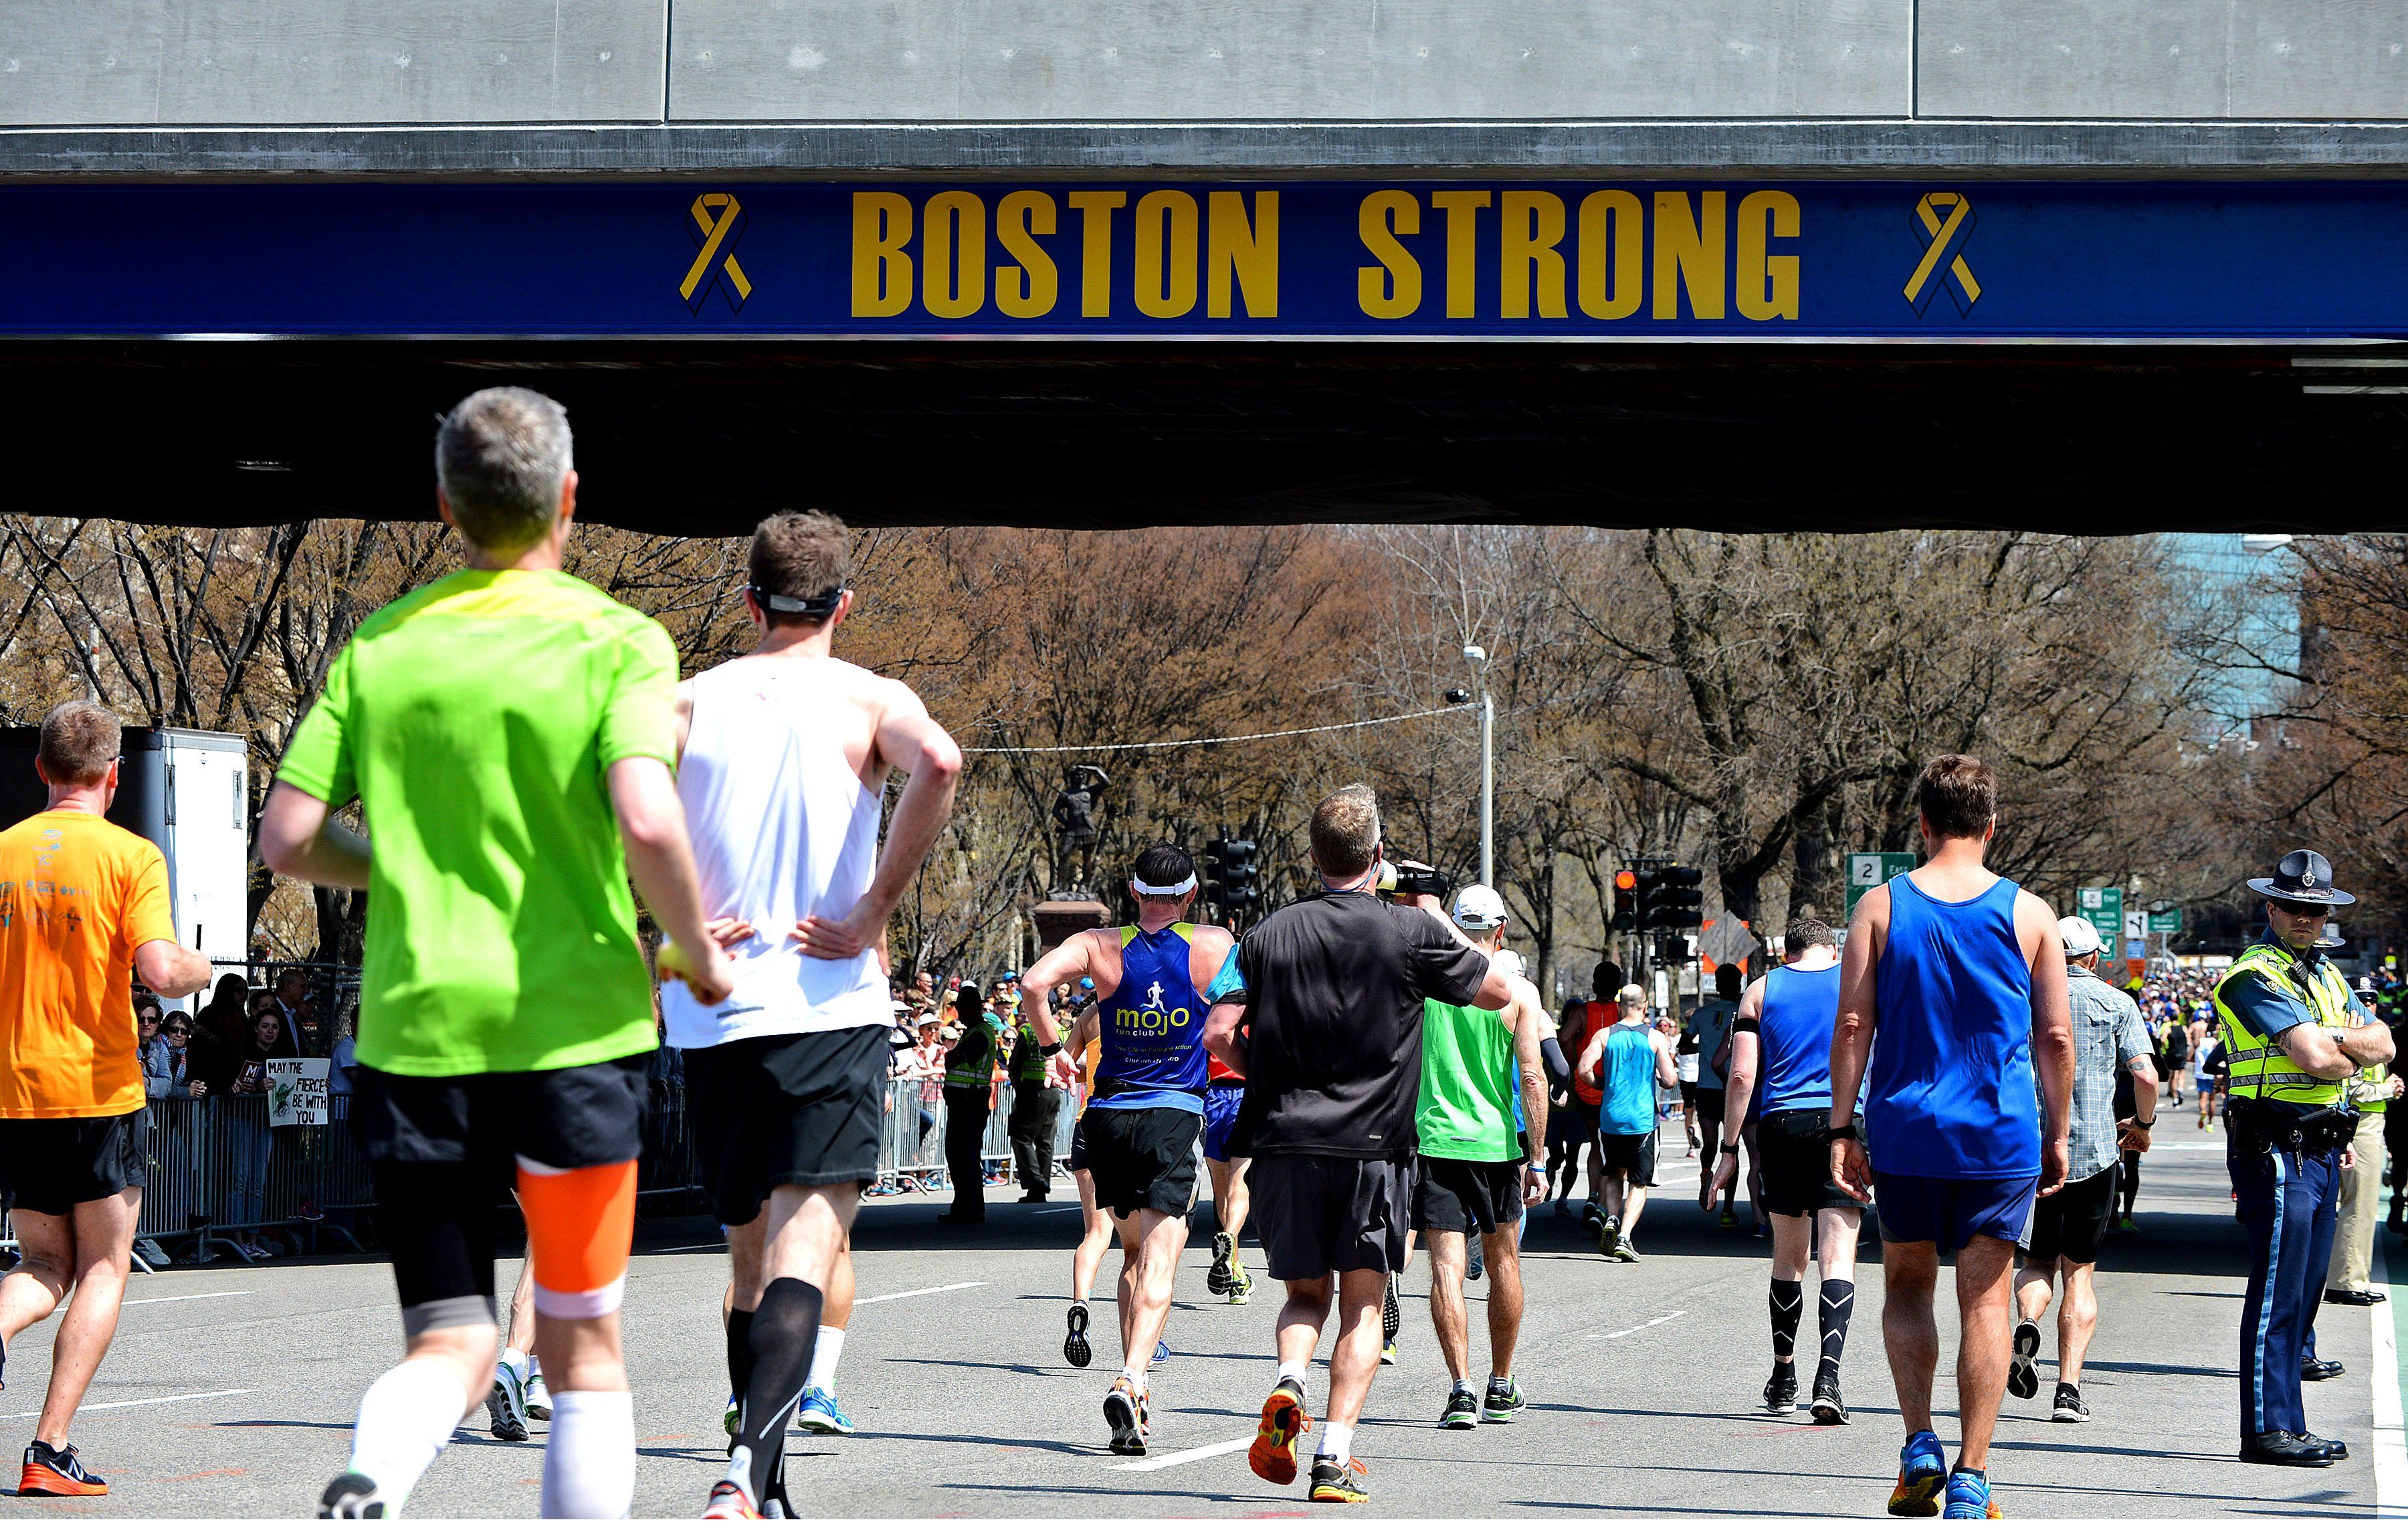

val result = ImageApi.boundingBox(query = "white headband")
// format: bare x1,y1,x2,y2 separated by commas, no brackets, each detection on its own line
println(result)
1131,873,1199,898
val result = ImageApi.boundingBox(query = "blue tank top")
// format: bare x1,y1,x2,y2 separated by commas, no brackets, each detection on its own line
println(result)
1869,872,2039,1178
1601,1024,1659,1135
1092,923,1208,1115
1757,962,1845,1114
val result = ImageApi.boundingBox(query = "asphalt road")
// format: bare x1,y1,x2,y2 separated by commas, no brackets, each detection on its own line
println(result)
0,1108,2389,1518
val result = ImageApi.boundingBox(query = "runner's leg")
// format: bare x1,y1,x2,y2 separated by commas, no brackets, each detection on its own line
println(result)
1815,1207,1863,1378
1318,1268,1387,1458
520,1154,641,1519
2056,1258,2100,1387
1952,1235,2017,1472
1483,1227,1525,1379
0,1210,73,1348
1114,1208,1189,1385
31,1189,139,1450
1072,1169,1108,1301
1425,1230,1472,1383
1884,1240,1942,1438
724,1183,853,1508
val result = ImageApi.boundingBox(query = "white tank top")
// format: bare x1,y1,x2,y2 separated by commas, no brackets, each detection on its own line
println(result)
661,660,887,1048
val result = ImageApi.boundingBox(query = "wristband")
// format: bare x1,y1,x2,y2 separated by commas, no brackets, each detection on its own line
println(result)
2134,1117,2156,1129
1826,1123,1861,1144
1040,1041,1062,1058
1718,1143,1741,1159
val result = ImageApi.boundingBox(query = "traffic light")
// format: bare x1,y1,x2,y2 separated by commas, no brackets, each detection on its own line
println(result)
1657,866,1704,929
1203,838,1230,905
1221,839,1259,912
1611,868,1638,931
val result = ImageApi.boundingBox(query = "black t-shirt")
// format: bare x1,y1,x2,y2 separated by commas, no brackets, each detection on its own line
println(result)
1218,887,1490,1160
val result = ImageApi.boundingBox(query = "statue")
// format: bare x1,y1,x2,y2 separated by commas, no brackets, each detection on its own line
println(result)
1049,764,1110,896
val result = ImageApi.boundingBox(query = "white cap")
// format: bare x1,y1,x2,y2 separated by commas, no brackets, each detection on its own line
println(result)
1451,884,1508,931
2058,915,2104,957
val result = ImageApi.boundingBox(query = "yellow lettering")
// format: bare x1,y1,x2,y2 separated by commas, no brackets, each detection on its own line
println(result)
1576,191,1643,320
1430,189,1490,319
1066,191,1126,317
1735,189,1801,322
850,192,914,317
1357,191,1423,320
921,190,986,320
1132,190,1200,319
995,190,1060,318
1206,190,1278,318
1651,190,1726,320
1499,190,1567,320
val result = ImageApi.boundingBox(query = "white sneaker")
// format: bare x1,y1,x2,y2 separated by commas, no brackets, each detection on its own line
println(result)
487,1367,530,1442
525,1366,552,1421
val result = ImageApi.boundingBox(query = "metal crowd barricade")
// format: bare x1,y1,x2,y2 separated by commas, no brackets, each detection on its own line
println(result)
132,1093,371,1264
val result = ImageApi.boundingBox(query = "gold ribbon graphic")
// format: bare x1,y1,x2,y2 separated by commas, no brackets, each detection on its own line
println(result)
1902,193,1981,316
680,193,754,313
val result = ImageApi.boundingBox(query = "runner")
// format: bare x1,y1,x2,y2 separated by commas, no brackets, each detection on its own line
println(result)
2007,916,2157,1426
1413,886,1549,1430
1577,984,1675,1262
660,507,965,1517
1061,1017,1110,1367
1827,753,2074,1520
486,1252,549,1440
1708,915,1865,1424
1556,963,1621,1226
1687,965,1746,1226
0,702,214,1497
1201,1046,1256,1306
1018,845,1234,1456
261,386,739,1519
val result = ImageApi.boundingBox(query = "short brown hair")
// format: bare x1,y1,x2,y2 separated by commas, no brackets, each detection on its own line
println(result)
1309,783,1382,879
1785,915,1837,957
1916,753,1998,842
435,387,573,555
38,701,120,786
748,511,851,627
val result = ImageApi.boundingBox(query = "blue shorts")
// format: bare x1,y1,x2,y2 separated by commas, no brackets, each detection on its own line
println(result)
1202,1083,1246,1163
1872,1169,2039,1256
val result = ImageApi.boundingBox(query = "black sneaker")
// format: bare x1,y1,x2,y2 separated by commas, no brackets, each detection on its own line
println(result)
1308,1454,1369,1503
1064,1301,1093,1368
2008,1319,2041,1400
1811,1364,1848,1425
1207,1232,1235,1296
317,1470,385,1519
2051,1382,2090,1424
1763,1363,1799,1415
20,1441,104,1498
1381,1272,1402,1351
1440,1383,1479,1430
1482,1375,1526,1422
1467,1241,1486,1282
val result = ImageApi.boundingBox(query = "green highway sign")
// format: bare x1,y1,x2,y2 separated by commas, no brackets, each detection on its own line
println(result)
2078,886,2123,945
1847,852,1917,914
2147,908,2183,934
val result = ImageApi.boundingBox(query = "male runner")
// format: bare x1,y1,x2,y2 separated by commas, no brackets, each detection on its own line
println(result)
1829,755,2074,1520
1579,984,1675,1261
1413,886,1549,1430
0,702,213,1496
1020,846,1232,1455
265,387,738,1519
1709,916,1864,1424
1062,1020,1112,1366
1201,1048,1256,1305
1557,961,1621,1225
1203,785,1510,1503
2007,915,2156,1426
660,508,965,1517
1687,965,1746,1226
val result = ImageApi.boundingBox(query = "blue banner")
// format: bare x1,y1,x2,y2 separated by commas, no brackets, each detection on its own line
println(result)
3,180,2405,341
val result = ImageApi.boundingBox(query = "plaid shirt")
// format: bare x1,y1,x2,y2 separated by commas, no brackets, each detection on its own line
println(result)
2052,965,2155,1183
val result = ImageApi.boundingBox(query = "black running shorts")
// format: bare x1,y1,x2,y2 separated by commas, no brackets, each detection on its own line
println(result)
2021,1162,2118,1266
0,1107,147,1216
1411,1155,1526,1236
1758,1109,1866,1218
1082,1105,1203,1220
684,1024,888,1226
1598,1129,1658,1186
1067,1116,1090,1173
1251,1152,1411,1279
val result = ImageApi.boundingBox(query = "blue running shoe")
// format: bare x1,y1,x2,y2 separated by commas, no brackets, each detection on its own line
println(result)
796,1386,856,1436
1942,1470,1999,1519
1888,1431,1946,1517
1152,1339,1171,1367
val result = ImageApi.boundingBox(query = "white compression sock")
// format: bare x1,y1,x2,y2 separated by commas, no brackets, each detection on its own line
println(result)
804,1325,845,1395
1319,1422,1356,1463
541,1390,635,1519
347,1357,472,1513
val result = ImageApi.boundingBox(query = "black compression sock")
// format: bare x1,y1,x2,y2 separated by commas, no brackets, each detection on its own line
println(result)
1819,1278,1855,1369
1769,1278,1804,1363
733,1278,823,1505
726,1305,756,1411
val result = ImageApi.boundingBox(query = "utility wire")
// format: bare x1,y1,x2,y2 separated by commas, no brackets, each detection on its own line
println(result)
960,702,1476,756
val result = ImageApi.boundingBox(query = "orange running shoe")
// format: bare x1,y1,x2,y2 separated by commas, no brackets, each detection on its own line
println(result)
20,1441,104,1497
1248,1381,1313,1486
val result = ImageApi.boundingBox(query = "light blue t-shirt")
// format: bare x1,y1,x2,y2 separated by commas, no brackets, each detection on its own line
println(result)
1600,1023,1659,1136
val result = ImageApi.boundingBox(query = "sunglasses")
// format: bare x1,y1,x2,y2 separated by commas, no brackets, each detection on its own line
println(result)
2270,900,2326,919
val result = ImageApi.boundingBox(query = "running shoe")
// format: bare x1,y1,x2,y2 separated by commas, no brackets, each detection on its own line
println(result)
1597,1216,1621,1258
317,1470,387,1519
1152,1339,1171,1367
1104,1377,1151,1456
1581,1201,1604,1232
2050,1382,2089,1424
701,1478,763,1519
1482,1375,1526,1422
1941,1470,2001,1519
1064,1301,1094,1368
2007,1319,2041,1400
1308,1454,1370,1504
2116,1216,2138,1233
1248,1381,1313,1485
19,1441,104,1497
796,1387,856,1436
724,1394,741,1439
1382,1272,1402,1351
1228,1255,1253,1305
1467,1242,1485,1282
1888,1430,1946,1517
526,1365,552,1421
1763,1363,1799,1416
1440,1383,1480,1430
1208,1232,1235,1296
1381,1339,1397,1366
488,1368,530,1442
1611,1230,1640,1263
1720,1210,1738,1229
1811,1363,1849,1425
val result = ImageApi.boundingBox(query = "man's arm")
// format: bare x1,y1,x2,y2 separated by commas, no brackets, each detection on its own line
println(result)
1019,931,1098,1074
605,757,734,1005
133,941,213,999
2021,893,2074,1198
1204,1000,1248,1074
1653,1029,1678,1087
1573,1026,1607,1087
796,684,963,961
1506,979,1549,1153
258,783,373,891
1829,885,1886,1202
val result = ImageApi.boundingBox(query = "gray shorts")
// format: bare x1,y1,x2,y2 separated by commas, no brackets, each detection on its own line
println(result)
1249,1152,1412,1279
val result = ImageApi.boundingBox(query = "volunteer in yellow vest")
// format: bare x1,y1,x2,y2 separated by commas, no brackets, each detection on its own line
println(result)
2214,849,2393,1470
2326,971,2403,1305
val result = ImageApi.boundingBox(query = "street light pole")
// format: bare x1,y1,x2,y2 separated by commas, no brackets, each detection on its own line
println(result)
1464,644,1493,888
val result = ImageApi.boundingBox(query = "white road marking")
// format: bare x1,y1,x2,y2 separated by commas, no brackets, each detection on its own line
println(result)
658,1242,729,1254
1591,1309,1686,1341
856,1281,986,1306
2372,1241,2405,1516
0,1389,248,1420
1111,1434,1255,1472
122,1290,252,1307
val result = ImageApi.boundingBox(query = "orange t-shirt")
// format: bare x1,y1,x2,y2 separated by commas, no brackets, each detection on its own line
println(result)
0,811,174,1118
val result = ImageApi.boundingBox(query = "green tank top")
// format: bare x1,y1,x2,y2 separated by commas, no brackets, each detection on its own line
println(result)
1416,997,1518,1161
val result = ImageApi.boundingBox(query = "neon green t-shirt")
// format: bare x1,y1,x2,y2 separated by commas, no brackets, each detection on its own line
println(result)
276,568,677,1077
1416,997,1518,1161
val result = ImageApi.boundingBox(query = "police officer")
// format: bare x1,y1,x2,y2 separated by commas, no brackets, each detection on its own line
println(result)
2216,850,2395,1467
2326,973,2403,1304
1007,1001,1065,1203
939,980,1005,1225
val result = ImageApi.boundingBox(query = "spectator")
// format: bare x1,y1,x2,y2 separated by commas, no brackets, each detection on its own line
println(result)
224,1005,281,1258
328,1006,359,1096
136,999,177,1098
193,971,251,1092
269,967,312,1053
159,1010,205,1100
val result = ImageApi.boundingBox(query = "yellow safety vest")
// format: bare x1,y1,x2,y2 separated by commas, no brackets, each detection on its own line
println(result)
2213,943,2355,1107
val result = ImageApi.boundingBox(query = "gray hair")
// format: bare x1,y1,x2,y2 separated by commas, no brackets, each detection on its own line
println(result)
435,387,573,553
